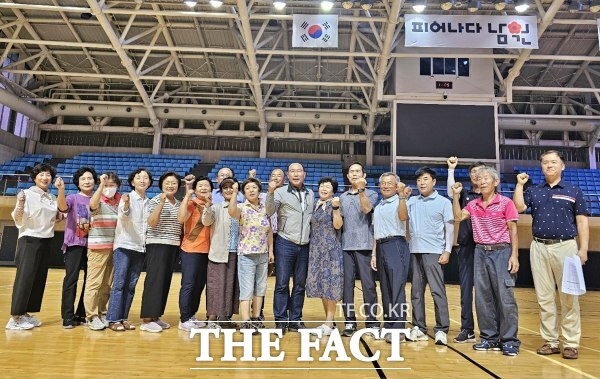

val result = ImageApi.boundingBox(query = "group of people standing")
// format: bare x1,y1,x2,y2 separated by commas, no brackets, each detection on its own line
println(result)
6,151,589,360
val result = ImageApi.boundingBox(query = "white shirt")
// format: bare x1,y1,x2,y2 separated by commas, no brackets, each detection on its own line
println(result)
12,186,60,239
113,190,149,253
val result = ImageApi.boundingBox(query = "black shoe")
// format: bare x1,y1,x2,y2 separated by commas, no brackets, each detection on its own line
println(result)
453,329,476,343
74,315,86,324
275,322,287,335
62,319,79,329
342,323,357,337
287,321,306,332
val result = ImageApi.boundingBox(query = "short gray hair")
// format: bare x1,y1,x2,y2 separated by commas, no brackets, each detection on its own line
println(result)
477,166,499,181
379,172,400,182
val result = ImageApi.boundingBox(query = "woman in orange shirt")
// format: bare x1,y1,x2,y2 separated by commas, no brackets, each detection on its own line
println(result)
177,175,213,331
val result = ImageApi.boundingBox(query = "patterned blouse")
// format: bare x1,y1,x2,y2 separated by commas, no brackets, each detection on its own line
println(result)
237,200,270,256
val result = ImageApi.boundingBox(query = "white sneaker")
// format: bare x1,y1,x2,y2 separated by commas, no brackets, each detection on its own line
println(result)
408,326,428,341
435,331,447,346
190,316,206,328
88,316,106,331
178,320,197,331
207,321,221,329
100,315,109,328
155,318,170,329
317,324,333,336
364,327,382,339
140,321,163,333
23,314,42,327
5,317,34,330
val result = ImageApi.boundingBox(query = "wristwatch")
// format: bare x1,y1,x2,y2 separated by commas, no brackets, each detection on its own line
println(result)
357,188,365,193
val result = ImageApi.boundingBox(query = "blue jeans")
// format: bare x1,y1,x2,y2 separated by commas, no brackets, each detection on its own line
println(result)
273,237,309,322
106,248,145,323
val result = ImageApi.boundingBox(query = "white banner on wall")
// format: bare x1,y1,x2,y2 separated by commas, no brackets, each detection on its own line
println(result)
405,14,538,49
597,19,600,49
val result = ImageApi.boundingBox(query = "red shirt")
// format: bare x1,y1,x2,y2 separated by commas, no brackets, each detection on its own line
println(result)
464,194,519,245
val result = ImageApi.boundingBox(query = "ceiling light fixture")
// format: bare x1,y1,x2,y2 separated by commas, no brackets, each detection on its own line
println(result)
342,0,355,9
441,0,455,10
360,0,374,10
273,0,286,10
209,0,223,8
515,0,530,12
412,0,427,12
321,0,334,11
468,0,481,12
493,0,507,10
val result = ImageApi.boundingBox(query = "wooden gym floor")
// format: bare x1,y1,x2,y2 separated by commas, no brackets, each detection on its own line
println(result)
1,268,599,379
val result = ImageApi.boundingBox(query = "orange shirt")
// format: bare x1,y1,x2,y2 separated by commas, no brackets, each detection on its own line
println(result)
180,198,210,253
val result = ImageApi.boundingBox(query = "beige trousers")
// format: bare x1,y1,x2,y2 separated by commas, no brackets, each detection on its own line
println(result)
83,248,114,320
530,239,581,348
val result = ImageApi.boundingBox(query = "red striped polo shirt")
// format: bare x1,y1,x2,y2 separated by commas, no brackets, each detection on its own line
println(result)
464,194,519,245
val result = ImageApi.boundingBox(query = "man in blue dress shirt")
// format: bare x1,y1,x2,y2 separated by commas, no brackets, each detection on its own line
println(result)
513,150,589,360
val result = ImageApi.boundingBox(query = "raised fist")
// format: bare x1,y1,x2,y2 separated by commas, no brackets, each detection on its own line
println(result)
159,193,167,202
54,176,64,190
332,197,340,208
204,193,212,208
99,174,108,187
355,177,367,190
232,182,239,192
447,156,458,169
267,180,278,194
122,193,130,205
452,182,463,195
17,190,26,203
396,182,406,195
184,174,195,189
248,169,256,179
403,187,413,198
516,173,529,185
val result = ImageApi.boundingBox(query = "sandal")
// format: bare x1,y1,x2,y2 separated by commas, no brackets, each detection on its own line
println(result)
108,322,125,332
121,320,136,330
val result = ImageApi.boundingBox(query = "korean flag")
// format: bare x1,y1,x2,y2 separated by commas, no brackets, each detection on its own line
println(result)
292,14,338,48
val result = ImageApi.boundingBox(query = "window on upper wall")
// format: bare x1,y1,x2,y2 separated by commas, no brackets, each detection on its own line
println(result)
1,54,29,138
419,57,470,77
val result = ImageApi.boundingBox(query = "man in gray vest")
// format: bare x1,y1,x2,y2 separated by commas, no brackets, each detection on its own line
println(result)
266,163,314,334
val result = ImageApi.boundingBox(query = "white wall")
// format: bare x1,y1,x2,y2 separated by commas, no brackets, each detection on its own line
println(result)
394,47,494,96
0,129,25,164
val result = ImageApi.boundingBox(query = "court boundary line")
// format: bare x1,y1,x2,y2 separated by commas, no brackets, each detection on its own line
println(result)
425,305,600,379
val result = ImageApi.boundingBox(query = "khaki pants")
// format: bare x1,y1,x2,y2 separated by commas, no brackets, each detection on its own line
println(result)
530,239,581,348
83,249,114,320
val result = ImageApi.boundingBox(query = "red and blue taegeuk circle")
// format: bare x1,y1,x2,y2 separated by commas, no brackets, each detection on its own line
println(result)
308,25,322,39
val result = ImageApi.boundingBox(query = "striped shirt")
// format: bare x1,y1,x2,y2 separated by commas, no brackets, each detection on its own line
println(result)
88,195,120,250
146,195,183,246
464,194,519,245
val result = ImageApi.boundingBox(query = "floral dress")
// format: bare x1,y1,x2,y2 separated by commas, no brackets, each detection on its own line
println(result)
306,201,343,301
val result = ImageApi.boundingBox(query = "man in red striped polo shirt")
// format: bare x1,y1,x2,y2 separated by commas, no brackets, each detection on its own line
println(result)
452,165,521,357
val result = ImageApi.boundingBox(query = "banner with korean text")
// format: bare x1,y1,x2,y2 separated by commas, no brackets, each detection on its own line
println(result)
405,14,538,49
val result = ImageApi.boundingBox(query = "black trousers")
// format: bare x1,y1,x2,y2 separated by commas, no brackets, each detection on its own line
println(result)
179,250,209,322
141,244,178,319
377,238,410,329
61,245,88,320
342,249,379,327
11,236,51,315
456,242,476,332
